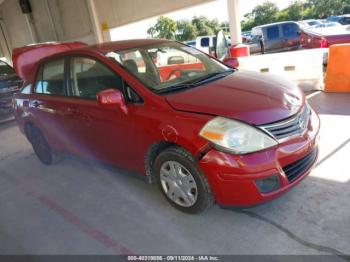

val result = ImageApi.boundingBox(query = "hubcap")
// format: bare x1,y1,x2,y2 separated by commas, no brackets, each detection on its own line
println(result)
160,161,198,207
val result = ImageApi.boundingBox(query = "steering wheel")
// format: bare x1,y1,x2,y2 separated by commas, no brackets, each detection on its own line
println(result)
166,68,187,81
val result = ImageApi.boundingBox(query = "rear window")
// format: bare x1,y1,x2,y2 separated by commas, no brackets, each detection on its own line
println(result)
200,37,210,47
266,26,280,40
35,59,66,96
282,23,299,38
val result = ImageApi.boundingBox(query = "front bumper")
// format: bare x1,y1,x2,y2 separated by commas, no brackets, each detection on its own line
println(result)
198,108,320,207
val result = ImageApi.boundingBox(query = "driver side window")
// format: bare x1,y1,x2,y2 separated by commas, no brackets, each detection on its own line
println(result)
70,57,123,99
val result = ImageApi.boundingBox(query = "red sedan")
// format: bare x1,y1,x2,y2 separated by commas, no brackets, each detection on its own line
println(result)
12,39,320,213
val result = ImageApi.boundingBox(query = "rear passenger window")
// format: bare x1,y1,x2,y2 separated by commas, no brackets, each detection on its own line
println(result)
282,23,299,38
70,57,123,99
266,26,280,40
35,59,65,96
200,37,210,47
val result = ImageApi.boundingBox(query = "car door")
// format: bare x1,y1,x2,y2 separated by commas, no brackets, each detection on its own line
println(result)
30,58,75,151
63,56,137,168
263,25,284,53
282,23,300,51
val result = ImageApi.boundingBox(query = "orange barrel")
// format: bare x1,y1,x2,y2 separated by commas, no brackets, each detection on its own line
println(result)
324,44,350,92
229,44,250,58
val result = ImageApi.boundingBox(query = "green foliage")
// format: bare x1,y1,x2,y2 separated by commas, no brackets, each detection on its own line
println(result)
176,20,198,41
286,1,305,21
312,0,350,18
147,15,222,41
251,2,279,25
191,16,214,36
147,16,177,40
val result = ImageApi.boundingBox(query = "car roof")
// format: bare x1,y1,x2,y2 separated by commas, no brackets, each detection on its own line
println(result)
253,21,298,29
80,38,173,53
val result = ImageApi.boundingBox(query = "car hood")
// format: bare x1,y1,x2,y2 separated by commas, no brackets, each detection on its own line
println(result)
165,70,304,125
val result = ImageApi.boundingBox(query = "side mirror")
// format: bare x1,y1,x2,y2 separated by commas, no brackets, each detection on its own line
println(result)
223,57,239,69
97,89,128,114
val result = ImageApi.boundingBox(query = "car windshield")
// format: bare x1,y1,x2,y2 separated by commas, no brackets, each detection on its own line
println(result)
106,42,232,94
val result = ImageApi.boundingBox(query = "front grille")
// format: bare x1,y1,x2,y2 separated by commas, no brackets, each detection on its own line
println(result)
260,105,310,141
283,148,318,182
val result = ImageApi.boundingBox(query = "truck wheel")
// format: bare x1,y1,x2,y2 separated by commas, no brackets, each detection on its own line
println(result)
153,146,214,214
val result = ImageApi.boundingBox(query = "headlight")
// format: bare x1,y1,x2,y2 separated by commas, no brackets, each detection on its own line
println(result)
199,117,278,154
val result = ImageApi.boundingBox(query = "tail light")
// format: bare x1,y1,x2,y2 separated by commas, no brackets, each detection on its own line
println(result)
320,38,329,48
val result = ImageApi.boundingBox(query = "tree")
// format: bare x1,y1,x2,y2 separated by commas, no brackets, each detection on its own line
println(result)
241,1,279,31
192,16,213,36
286,1,305,21
308,0,350,18
147,16,177,39
176,20,197,41
207,18,221,34
251,2,279,26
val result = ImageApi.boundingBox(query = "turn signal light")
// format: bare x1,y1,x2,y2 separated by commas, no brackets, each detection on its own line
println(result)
320,38,329,48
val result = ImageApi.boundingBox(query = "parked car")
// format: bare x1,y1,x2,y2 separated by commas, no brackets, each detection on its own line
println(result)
0,60,22,121
326,15,350,25
249,21,301,54
298,19,322,29
313,22,341,29
300,25,350,49
242,31,253,43
12,39,320,214
192,35,231,55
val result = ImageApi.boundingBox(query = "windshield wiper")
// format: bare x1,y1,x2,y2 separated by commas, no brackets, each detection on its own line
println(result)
156,82,199,94
156,69,235,95
190,69,234,85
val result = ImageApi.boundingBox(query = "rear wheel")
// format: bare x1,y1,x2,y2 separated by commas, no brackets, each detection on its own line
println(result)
153,146,214,214
30,126,59,165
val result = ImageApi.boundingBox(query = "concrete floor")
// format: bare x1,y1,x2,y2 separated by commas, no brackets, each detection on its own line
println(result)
0,92,350,256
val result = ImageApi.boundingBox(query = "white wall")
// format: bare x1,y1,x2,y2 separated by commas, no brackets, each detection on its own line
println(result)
0,0,96,51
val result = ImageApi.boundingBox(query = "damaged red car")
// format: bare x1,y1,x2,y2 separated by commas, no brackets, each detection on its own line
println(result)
12,37,320,214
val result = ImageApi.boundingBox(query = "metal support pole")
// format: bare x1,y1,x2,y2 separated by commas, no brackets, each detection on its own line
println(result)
227,0,242,46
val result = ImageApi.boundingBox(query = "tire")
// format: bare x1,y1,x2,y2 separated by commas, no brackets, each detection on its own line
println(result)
30,126,61,165
260,41,265,54
153,146,214,214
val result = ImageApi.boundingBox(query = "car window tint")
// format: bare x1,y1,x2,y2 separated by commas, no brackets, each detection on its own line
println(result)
282,23,299,38
266,26,279,40
35,59,66,96
200,37,210,47
70,57,123,99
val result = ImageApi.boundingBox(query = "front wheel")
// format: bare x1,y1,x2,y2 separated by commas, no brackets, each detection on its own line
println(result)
153,146,214,214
